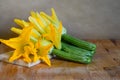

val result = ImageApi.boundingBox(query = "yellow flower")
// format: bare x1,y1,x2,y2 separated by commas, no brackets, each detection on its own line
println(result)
0,26,38,63
40,8,59,27
44,22,62,49
13,19,41,40
29,16,46,34
35,39,53,66
28,10,63,49
30,11,47,28
23,41,39,62
39,8,63,49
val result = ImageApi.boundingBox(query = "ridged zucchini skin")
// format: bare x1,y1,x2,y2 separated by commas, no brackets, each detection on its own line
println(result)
52,49,92,64
62,34,96,51
61,42,95,57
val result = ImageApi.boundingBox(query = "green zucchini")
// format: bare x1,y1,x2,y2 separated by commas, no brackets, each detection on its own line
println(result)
62,34,96,51
62,42,95,57
52,49,92,64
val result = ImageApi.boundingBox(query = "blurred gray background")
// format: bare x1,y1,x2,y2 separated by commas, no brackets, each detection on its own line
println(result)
0,0,120,39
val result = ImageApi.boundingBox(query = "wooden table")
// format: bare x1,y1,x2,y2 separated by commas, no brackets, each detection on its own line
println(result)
0,40,120,80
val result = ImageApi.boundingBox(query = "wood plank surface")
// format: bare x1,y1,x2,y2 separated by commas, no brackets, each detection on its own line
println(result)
0,40,120,80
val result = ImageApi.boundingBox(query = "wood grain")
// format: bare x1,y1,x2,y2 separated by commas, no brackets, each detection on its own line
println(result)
0,40,120,80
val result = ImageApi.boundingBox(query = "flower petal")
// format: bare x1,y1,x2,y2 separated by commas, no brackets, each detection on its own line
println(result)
51,8,59,22
9,49,22,62
40,55,51,66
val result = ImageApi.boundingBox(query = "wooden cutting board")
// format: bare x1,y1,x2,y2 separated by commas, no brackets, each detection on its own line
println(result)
0,40,120,80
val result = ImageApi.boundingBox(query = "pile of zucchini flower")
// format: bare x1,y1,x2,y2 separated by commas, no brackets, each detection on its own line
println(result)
0,8,96,66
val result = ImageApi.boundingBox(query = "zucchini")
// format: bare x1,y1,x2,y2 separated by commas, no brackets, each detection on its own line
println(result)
52,49,92,64
62,42,95,57
62,34,96,51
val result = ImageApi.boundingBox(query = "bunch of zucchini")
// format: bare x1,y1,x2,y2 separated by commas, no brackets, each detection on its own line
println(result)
12,8,96,64
0,8,96,65
53,34,96,64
